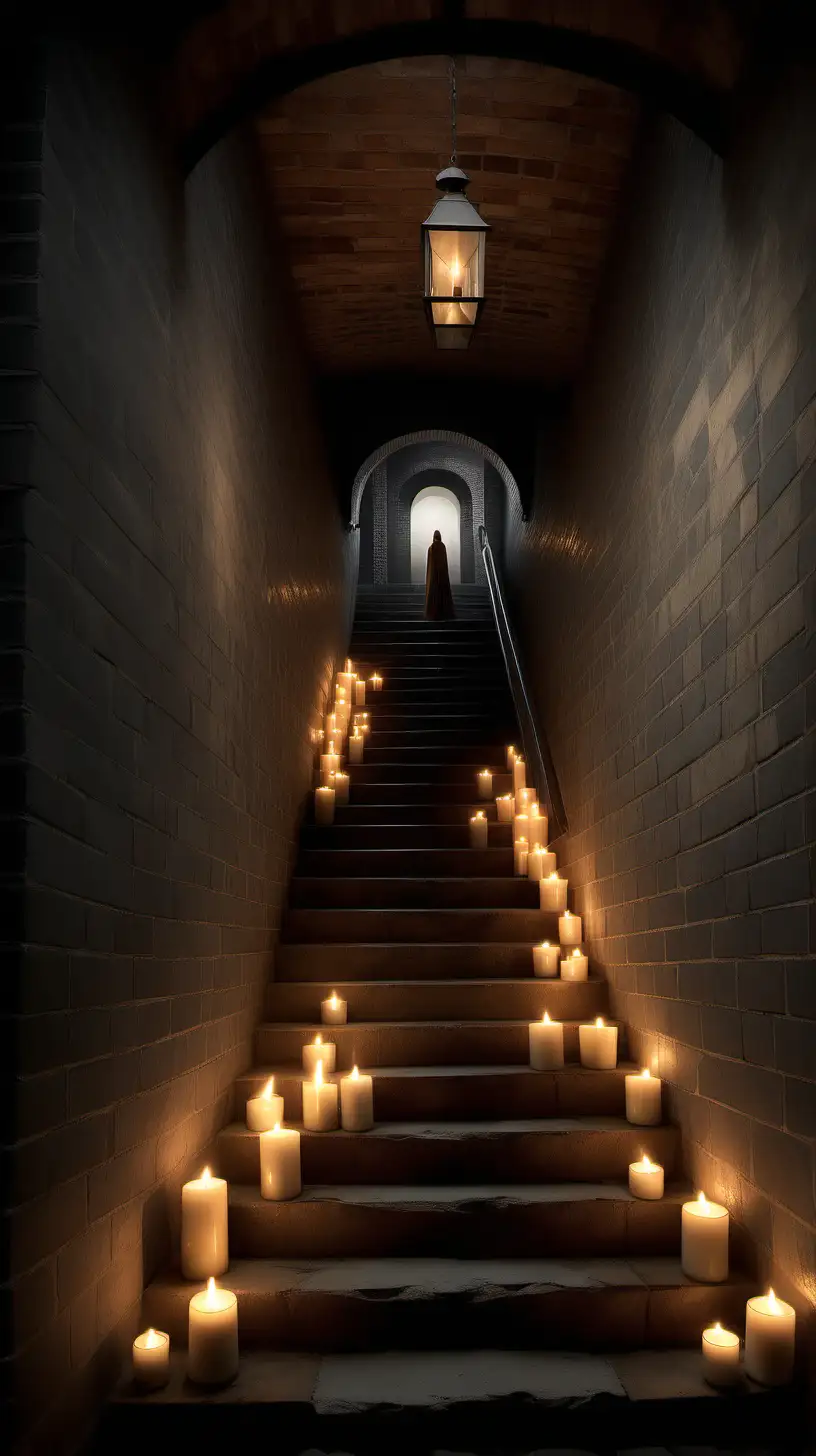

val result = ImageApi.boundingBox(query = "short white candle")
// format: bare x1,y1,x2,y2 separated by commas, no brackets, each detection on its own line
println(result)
702,1323,741,1386
349,730,364,764
513,755,526,794
506,745,517,769
540,873,568,912
529,1011,564,1070
625,1068,662,1125
496,794,514,823
314,785,335,825
513,811,529,845
246,1076,284,1132
333,771,350,806
132,1327,170,1388
469,811,488,849
681,1191,729,1282
340,1065,374,1131
514,837,529,876
181,1167,228,1280
302,1034,336,1076
559,910,582,945
321,991,348,1026
745,1289,796,1385
370,672,383,691
628,1153,664,1200
533,941,560,978
259,1123,301,1201
302,1059,339,1131
477,769,492,800
579,1017,618,1070
188,1278,238,1386
527,844,557,881
560,947,588,981
354,677,366,705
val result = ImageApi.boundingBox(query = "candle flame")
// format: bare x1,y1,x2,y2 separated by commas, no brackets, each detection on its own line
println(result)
315,1034,322,1045
201,1166,211,1183
274,1122,281,1134
262,1078,275,1100
205,1277,217,1307
698,1190,708,1207
542,1011,551,1023
352,1065,359,1080
595,1017,604,1028
715,1321,722,1332
572,949,580,958
641,1068,651,1079
768,1287,778,1310
145,1328,160,1348
549,872,558,881
642,1154,653,1170
542,941,550,949
330,992,337,1007
315,1059,323,1087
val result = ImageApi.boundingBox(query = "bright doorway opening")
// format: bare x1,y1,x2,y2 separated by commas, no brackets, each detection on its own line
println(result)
410,487,461,584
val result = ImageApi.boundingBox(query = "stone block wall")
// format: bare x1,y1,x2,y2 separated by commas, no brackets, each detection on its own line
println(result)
3,38,353,1451
507,63,815,1304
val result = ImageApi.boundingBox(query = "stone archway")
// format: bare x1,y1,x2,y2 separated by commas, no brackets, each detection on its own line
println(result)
392,465,477,586
350,428,523,536
410,487,461,585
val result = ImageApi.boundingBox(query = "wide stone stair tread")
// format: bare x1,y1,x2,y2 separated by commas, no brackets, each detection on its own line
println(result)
265,976,608,1020
289,877,544,908
276,942,573,978
282,908,561,942
254,1016,628,1066
229,1179,690,1207
296,848,516,874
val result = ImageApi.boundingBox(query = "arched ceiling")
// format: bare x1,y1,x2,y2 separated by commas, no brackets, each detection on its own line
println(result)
256,56,639,381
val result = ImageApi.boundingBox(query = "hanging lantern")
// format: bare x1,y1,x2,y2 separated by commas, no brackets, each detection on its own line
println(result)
422,62,489,350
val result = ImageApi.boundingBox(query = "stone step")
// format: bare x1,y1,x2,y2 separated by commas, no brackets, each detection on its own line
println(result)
362,743,505,764
301,829,514,853
265,977,608,1023
226,1182,688,1259
289,877,541,909
235,1063,635,1122
358,713,510,729
215,1118,677,1186
282,907,557,943
332,802,507,825
103,1347,795,1452
324,764,514,785
297,849,517,877
275,942,567,980
362,730,508,749
330,780,513,805
142,1256,754,1353
254,1017,627,1068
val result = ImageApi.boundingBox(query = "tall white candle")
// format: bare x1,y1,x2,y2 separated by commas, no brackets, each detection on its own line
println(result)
528,804,548,846
514,837,529,876
246,1076,284,1132
628,1153,664,1200
188,1278,238,1385
469,812,488,849
340,1065,374,1131
259,1123,302,1201
302,1059,339,1131
333,771,350,806
540,873,568,912
527,844,556,881
314,786,335,825
302,1034,336,1076
477,769,493,800
681,1192,729,1282
579,1018,618,1070
181,1167,228,1280
496,794,514,823
529,1011,564,1070
745,1289,796,1385
560,947,588,981
513,811,529,844
337,670,354,696
349,730,364,764
559,910,582,945
321,991,347,1026
533,941,560,978
513,756,526,794
702,1324,741,1386
354,678,366,706
506,745,517,770
320,750,340,785
132,1328,170,1388
625,1068,662,1125
370,673,383,691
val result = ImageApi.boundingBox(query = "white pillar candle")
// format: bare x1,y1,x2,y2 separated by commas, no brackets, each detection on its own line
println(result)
745,1289,796,1385
527,844,557,881
540,874,568,912
320,751,340,785
302,1034,336,1076
625,1068,662,1125
477,769,493,800
334,696,351,727
579,1017,618,1070
506,745,517,769
333,771,350,806
628,1153,664,1200
681,1192,729,1282
354,677,366,705
513,756,526,794
302,1059,339,1131
321,991,348,1025
259,1123,302,1201
496,794,514,823
533,941,560,978
349,730,364,764
181,1167,228,1280
337,671,354,696
561,947,588,981
529,1011,564,1070
702,1323,741,1387
340,1065,374,1131
514,837,529,876
188,1278,238,1386
469,812,488,849
529,805,548,845
559,910,582,945
325,713,342,741
314,786,335,825
513,811,529,844
370,673,383,691
516,786,535,811
132,1328,170,1388
246,1076,284,1132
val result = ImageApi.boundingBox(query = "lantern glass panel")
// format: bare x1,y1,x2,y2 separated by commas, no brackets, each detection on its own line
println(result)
426,229,484,300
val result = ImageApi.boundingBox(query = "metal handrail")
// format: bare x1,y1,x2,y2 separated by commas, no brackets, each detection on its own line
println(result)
478,525,568,840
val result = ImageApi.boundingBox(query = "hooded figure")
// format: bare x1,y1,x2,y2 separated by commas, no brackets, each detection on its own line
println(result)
425,530,456,621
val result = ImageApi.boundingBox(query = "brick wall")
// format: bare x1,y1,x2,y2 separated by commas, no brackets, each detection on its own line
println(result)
507,64,815,1305
4,38,353,1451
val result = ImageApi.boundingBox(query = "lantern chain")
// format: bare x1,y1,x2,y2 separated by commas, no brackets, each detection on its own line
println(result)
449,56,457,167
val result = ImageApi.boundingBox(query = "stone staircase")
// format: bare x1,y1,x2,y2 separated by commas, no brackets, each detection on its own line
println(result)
106,584,791,1452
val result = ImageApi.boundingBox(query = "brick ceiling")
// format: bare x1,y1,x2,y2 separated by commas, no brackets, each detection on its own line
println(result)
256,57,640,381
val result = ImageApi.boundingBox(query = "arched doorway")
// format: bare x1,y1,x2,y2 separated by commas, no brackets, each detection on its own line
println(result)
410,487,461,584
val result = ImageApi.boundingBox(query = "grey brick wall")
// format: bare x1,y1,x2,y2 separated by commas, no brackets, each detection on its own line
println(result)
507,69,815,1305
5,39,353,1451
